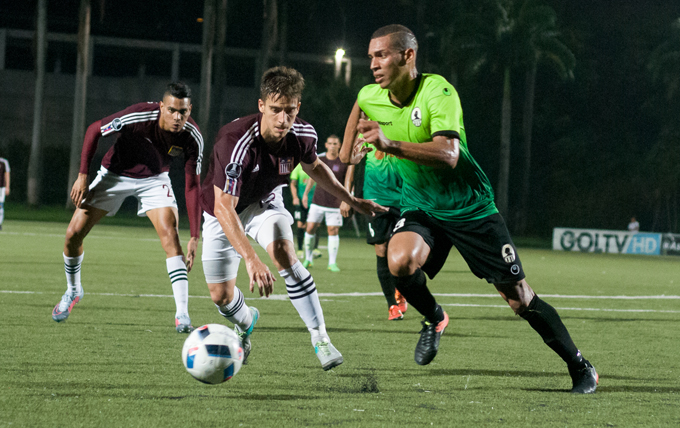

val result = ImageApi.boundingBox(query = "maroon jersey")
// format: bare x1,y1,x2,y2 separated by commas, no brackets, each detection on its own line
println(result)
310,153,347,209
0,158,9,187
201,113,318,215
95,102,203,178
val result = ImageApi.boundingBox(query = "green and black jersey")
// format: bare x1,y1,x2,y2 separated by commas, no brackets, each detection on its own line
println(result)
357,73,497,222
360,150,402,208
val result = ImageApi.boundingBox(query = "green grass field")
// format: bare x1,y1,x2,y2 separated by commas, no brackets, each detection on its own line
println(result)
1,219,679,427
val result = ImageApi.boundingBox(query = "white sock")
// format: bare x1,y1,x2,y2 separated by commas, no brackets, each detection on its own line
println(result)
303,232,315,262
309,323,329,345
328,235,339,265
217,286,253,332
64,253,84,295
0,202,4,225
167,255,189,317
279,261,327,345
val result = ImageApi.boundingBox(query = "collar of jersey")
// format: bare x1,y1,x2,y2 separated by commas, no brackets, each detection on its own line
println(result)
388,73,423,109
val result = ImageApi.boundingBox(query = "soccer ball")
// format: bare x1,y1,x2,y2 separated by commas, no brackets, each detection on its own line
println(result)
181,324,244,384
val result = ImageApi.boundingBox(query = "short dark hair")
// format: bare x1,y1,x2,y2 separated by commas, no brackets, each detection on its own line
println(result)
164,82,192,100
260,66,305,102
371,24,418,53
327,134,340,142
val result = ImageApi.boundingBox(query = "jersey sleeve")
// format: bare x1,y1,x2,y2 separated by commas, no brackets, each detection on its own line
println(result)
182,118,204,176
100,103,158,137
211,131,250,198
427,84,463,139
296,122,318,164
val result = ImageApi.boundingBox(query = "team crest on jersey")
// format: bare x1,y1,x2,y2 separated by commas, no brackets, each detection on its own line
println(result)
279,157,293,175
167,145,183,156
225,162,242,179
411,108,422,127
502,244,516,264
112,118,123,131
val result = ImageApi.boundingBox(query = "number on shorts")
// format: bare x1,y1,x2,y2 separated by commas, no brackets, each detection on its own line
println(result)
162,184,171,197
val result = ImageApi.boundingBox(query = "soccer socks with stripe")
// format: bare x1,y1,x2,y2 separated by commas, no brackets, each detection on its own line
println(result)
217,286,253,332
328,235,339,265
279,261,328,345
395,269,443,323
166,255,189,317
63,253,84,295
520,295,583,367
377,256,398,307
303,232,315,262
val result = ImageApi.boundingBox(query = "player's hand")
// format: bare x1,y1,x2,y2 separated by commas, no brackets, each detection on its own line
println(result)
245,257,276,297
340,201,353,218
70,173,90,208
292,195,300,206
185,237,199,272
349,197,387,217
302,194,309,209
357,118,394,153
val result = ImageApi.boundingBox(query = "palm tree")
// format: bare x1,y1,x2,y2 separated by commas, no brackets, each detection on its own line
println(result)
440,0,573,225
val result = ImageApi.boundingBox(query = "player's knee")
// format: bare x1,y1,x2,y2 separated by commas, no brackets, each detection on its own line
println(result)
387,250,418,277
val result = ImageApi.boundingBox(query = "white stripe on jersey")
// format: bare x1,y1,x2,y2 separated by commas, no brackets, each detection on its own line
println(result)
231,122,260,165
290,123,318,142
100,111,159,136
183,121,204,175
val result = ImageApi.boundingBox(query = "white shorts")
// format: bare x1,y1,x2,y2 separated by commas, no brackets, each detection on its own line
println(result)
84,166,177,217
0,188,5,204
201,185,294,283
307,203,343,227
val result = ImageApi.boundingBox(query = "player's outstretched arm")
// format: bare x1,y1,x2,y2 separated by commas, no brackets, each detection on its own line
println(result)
213,186,276,297
301,159,387,217
340,101,373,165
357,119,459,168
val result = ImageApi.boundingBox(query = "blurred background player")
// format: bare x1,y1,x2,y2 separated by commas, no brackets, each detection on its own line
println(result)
288,163,321,259
301,135,352,272
340,117,406,320
199,66,386,369
0,156,9,231
351,25,598,393
52,82,203,334
628,216,640,232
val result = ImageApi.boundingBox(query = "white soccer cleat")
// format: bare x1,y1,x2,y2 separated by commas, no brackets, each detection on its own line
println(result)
315,338,343,371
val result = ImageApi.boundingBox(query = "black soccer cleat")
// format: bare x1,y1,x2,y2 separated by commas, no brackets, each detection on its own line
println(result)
569,359,599,394
414,311,449,365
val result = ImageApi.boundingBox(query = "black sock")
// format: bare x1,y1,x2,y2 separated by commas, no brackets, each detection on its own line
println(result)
377,256,398,307
296,228,305,251
395,269,442,323
520,295,583,367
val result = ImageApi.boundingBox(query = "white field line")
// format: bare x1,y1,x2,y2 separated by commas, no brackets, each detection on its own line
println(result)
1,230,160,242
3,290,680,314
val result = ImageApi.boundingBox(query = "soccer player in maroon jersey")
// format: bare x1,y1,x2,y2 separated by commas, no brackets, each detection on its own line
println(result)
200,66,386,369
0,156,9,231
52,82,203,334
301,135,352,272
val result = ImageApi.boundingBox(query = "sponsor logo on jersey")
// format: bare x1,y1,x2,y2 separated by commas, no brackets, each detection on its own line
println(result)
377,121,393,126
411,108,422,127
112,117,123,131
443,87,452,96
168,145,183,156
279,157,293,175
225,162,242,179
502,244,516,263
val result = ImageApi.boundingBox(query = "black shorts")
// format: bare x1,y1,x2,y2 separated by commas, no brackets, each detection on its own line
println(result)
366,206,401,245
293,204,308,223
392,211,525,283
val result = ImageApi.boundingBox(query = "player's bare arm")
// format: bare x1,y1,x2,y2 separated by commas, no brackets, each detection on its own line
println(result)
184,171,202,272
185,237,198,272
301,159,387,216
302,176,314,209
357,118,459,168
340,101,374,165
213,185,276,297
290,179,301,206
339,164,355,218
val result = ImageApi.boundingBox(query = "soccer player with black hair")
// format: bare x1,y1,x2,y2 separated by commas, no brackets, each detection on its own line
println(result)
344,25,598,393
53,82,204,334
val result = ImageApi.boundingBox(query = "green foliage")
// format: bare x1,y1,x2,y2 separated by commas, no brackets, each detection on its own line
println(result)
1,220,679,427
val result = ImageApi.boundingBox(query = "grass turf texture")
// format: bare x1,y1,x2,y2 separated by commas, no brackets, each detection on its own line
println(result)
1,219,678,427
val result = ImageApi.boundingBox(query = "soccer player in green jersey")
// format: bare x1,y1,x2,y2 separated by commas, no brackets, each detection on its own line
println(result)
341,115,407,320
347,24,598,393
